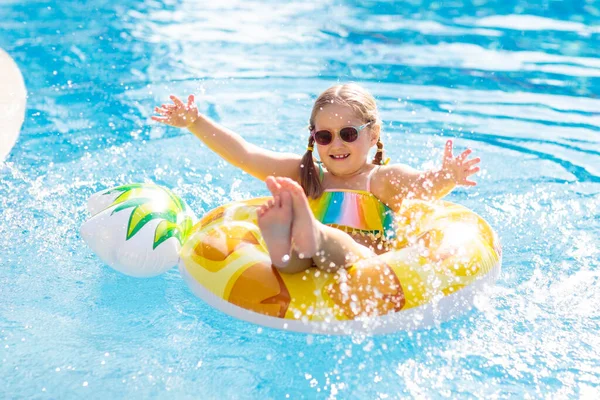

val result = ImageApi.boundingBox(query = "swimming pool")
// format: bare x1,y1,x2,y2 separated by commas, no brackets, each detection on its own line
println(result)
1,0,599,398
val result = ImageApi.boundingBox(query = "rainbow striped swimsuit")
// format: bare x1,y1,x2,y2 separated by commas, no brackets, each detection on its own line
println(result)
307,163,396,241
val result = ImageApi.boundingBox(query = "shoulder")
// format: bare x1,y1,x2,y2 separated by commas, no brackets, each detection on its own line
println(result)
370,163,421,207
372,163,420,183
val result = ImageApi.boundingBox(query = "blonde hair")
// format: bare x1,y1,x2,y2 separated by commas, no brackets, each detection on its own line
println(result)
300,83,385,198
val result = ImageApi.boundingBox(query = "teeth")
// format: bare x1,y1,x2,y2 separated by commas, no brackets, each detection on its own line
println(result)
331,154,349,159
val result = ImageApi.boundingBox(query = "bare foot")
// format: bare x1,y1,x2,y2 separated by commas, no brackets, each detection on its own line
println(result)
274,177,319,259
257,192,293,268
265,175,282,196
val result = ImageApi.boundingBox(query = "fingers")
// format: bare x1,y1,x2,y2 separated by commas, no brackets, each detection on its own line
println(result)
444,140,453,161
153,95,195,125
170,95,184,107
439,140,480,186
465,166,480,176
156,95,191,112
154,106,171,115
457,148,472,162
463,157,480,168
456,167,480,187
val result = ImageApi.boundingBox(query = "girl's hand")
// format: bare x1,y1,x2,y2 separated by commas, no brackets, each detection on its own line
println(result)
152,94,199,128
441,140,481,186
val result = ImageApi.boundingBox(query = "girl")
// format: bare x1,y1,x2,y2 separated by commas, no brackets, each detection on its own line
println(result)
152,83,480,274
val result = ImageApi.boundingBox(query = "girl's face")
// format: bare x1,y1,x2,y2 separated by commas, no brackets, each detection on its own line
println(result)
313,103,378,176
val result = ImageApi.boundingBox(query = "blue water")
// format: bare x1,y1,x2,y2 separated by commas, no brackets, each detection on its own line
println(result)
1,0,599,398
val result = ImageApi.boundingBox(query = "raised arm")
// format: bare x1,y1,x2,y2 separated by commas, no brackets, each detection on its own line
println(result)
152,95,303,182
381,140,480,208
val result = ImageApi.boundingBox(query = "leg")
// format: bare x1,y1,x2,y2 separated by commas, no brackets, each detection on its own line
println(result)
274,177,375,272
312,224,375,272
258,178,313,273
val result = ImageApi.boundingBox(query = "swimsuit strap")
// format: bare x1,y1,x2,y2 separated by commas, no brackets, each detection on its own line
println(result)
366,166,379,192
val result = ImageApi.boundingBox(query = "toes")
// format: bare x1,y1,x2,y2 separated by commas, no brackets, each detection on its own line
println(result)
257,204,268,217
265,176,281,195
274,177,293,192
284,181,304,197
258,197,279,217
271,177,307,204
280,191,292,210
289,181,304,195
277,177,303,193
274,176,291,186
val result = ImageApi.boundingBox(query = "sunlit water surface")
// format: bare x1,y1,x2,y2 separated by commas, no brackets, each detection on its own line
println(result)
1,0,599,398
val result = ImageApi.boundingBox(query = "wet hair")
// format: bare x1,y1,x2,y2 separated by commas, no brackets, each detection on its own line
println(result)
300,83,385,198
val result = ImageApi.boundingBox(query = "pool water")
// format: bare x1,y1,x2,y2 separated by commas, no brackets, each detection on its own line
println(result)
1,0,599,398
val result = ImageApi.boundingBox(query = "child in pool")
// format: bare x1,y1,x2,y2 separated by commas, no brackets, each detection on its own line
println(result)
152,83,480,274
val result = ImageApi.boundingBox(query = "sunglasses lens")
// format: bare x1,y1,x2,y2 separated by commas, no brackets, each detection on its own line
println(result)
314,130,332,145
339,127,359,143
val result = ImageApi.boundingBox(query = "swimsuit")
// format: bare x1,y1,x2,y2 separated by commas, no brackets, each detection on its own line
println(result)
307,162,397,241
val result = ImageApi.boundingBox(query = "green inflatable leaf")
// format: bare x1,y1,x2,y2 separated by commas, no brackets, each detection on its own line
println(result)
105,184,193,248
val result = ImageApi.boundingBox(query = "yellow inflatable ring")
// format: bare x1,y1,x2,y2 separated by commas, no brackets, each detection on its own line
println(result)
179,198,501,334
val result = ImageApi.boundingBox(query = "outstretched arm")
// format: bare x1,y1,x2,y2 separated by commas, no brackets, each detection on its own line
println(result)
383,140,480,206
152,95,303,182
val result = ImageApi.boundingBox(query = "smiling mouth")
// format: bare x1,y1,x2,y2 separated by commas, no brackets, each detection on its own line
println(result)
330,154,350,160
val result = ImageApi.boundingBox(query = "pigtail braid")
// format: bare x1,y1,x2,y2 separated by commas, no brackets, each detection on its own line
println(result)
300,135,323,198
372,139,384,165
